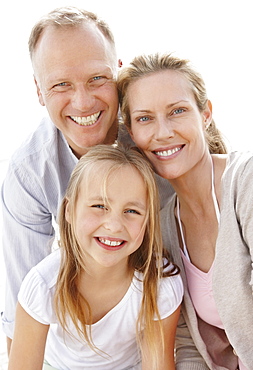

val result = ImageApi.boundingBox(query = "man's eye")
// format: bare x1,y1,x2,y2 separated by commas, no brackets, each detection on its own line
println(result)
89,76,108,87
52,82,69,91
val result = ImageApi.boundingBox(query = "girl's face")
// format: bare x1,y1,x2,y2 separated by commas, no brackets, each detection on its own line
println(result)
127,70,212,180
66,163,148,270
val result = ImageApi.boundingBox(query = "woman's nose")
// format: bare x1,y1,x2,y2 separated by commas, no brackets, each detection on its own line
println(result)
154,117,175,140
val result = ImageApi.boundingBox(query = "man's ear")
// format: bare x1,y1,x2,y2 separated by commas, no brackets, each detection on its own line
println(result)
118,59,123,68
34,76,45,106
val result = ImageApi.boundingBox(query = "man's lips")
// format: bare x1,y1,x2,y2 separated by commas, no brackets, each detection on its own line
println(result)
70,111,101,126
153,145,184,158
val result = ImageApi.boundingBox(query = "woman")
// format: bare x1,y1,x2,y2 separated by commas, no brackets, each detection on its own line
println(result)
118,53,253,369
8,144,183,370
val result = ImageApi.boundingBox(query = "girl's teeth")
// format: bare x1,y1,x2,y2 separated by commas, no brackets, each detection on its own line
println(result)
99,238,122,246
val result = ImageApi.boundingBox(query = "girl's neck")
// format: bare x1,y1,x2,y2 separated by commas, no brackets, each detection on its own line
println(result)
81,258,133,286
77,261,134,324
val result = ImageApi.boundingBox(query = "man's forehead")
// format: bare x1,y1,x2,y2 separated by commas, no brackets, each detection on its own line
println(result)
32,23,116,77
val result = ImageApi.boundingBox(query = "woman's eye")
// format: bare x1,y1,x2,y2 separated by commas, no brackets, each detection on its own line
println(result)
173,108,185,115
138,116,150,122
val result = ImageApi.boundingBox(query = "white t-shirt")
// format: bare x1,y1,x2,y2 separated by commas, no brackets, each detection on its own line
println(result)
18,249,183,370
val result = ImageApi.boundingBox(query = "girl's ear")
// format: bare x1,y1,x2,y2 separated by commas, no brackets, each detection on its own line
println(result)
65,198,71,224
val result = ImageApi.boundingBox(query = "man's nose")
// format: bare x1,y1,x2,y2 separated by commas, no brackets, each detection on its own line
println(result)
71,85,96,111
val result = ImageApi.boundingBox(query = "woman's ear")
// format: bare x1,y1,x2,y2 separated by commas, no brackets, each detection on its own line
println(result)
65,198,71,224
203,100,213,129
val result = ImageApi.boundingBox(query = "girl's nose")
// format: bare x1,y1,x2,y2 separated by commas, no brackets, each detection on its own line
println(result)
103,213,124,233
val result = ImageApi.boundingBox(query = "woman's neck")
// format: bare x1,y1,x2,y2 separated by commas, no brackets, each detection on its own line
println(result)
170,154,213,213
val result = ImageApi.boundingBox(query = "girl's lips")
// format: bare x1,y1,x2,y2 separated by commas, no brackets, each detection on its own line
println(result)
95,237,126,251
153,145,184,158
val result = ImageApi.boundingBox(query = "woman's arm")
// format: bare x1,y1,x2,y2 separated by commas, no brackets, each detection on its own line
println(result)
8,303,49,370
141,305,181,370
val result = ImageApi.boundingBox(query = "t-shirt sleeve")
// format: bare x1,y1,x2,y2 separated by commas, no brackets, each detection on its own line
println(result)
156,274,183,320
18,266,56,325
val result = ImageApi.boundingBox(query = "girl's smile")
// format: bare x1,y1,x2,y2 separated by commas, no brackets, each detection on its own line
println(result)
65,162,148,268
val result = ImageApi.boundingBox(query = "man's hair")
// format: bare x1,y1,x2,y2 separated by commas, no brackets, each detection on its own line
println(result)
28,6,115,59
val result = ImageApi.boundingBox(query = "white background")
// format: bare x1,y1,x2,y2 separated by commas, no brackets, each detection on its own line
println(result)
0,1,252,366
1,0,252,160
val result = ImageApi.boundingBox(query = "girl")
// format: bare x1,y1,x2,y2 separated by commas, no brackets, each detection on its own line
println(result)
118,53,253,369
8,144,183,370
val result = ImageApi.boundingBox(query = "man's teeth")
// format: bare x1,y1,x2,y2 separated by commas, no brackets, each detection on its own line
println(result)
99,238,123,247
155,146,181,157
71,112,100,126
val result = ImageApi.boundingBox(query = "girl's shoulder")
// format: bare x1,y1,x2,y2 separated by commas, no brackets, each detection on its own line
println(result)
18,249,61,324
157,272,183,319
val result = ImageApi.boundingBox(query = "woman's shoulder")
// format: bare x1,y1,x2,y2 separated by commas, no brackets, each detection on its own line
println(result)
221,151,253,180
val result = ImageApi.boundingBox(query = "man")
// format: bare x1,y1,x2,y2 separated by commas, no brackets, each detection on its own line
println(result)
1,6,122,350
1,6,172,353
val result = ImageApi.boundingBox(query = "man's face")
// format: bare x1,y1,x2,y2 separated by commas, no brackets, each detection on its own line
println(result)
33,23,119,158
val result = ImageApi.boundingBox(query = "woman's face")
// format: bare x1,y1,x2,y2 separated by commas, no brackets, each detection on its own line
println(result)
127,70,212,180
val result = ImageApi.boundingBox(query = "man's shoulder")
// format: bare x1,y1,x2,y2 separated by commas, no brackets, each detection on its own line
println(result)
11,117,57,161
9,117,67,170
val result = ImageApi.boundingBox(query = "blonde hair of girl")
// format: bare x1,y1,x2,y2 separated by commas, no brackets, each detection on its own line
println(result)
54,144,179,368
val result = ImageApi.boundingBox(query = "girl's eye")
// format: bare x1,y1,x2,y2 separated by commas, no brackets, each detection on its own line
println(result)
125,209,140,215
92,204,105,209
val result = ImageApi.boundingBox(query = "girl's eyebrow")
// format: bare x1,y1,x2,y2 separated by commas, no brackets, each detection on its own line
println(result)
125,201,147,211
89,197,147,211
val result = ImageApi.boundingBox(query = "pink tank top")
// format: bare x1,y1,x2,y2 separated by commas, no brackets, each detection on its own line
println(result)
176,159,247,370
